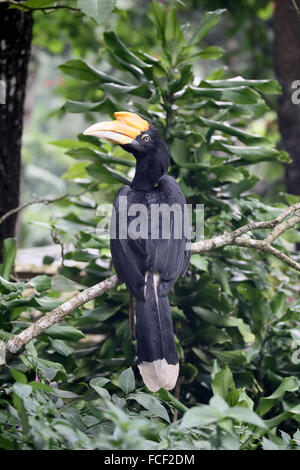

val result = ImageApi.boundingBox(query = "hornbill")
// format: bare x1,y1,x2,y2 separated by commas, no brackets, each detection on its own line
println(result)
84,112,190,392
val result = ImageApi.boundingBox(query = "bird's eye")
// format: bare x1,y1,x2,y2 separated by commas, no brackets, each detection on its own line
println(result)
142,134,150,143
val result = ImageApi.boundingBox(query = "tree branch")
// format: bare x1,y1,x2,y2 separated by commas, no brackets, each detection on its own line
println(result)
0,183,98,226
2,201,300,362
291,0,300,17
8,1,80,13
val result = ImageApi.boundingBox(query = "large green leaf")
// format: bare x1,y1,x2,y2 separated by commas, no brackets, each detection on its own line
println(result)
148,0,167,40
104,31,152,76
128,392,170,423
211,362,234,400
212,142,281,163
0,238,17,280
257,377,299,417
201,77,281,94
197,116,267,145
190,9,226,44
77,0,116,25
183,85,261,105
45,325,85,341
119,367,135,394
193,307,255,343
197,46,225,60
59,59,127,85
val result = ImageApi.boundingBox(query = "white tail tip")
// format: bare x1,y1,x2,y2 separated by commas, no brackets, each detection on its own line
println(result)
138,359,179,392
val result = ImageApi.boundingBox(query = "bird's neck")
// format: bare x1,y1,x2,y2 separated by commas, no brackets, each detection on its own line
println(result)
131,158,157,191
131,149,170,192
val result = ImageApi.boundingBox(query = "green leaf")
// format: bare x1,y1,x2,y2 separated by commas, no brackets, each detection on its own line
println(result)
212,262,232,296
211,362,234,400
10,368,27,384
90,377,110,388
180,405,219,428
30,275,51,292
212,142,280,163
61,99,115,114
90,377,111,400
190,254,208,271
190,9,226,45
148,0,166,40
197,116,266,145
128,392,170,422
50,139,100,150
197,46,225,60
119,367,135,394
101,82,152,99
59,59,127,85
225,407,267,429
257,377,299,417
36,358,67,381
0,238,17,280
45,325,85,342
51,274,85,292
202,77,281,94
62,162,90,181
12,382,32,399
50,339,74,357
0,276,26,292
34,297,63,311
262,437,279,450
10,0,56,8
104,31,152,74
77,0,116,24
213,165,244,183
227,388,254,411
271,292,286,318
183,85,261,105
165,8,183,44
198,326,231,345
193,307,255,343
51,389,80,399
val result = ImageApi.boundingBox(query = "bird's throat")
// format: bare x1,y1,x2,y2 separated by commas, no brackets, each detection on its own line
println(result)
131,156,166,191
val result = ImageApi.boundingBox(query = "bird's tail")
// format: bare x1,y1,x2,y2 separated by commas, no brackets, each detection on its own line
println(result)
135,272,179,392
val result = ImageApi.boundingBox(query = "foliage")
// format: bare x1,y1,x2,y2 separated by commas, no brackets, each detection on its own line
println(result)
0,1,299,450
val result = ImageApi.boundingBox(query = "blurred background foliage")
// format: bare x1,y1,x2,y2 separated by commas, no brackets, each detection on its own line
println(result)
0,0,299,450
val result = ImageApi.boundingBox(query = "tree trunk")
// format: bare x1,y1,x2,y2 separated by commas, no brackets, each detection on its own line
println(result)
0,3,33,260
274,0,300,196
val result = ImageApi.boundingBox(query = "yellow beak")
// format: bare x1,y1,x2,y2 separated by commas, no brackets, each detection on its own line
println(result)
83,111,149,145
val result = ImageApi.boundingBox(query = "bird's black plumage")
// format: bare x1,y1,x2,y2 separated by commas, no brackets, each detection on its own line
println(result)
110,124,191,391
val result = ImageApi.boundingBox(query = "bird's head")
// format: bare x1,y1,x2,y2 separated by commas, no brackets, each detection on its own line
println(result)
83,111,170,189
84,111,169,160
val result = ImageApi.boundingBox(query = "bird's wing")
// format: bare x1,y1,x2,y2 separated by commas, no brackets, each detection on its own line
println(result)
145,175,191,297
110,186,146,300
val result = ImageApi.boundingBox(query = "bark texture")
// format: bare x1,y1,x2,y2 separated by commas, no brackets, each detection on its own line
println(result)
274,0,300,195
0,3,33,259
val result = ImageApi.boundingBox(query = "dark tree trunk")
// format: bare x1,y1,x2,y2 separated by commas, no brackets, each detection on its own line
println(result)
0,3,33,260
274,0,300,195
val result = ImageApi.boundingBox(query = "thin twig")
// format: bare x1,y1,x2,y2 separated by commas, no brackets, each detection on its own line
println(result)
291,0,300,17
0,182,98,226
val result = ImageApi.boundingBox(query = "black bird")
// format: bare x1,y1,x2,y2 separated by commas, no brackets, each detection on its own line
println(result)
84,112,190,391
